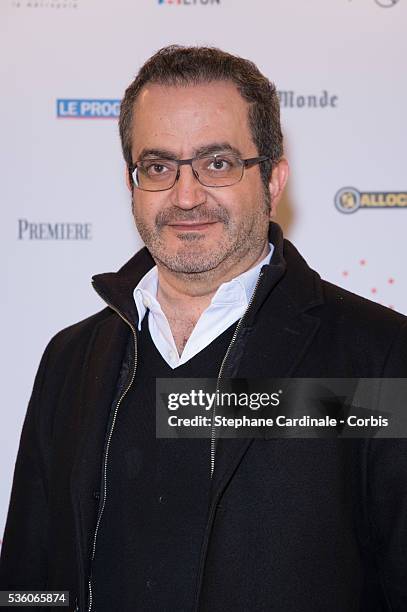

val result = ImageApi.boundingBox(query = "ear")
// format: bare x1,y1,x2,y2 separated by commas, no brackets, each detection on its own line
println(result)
125,165,133,192
267,158,289,219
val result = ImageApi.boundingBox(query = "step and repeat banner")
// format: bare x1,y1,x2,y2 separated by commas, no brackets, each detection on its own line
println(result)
1,0,406,544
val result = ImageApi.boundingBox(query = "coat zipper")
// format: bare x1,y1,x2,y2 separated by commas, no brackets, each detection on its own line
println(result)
191,269,265,612
210,269,264,477
87,290,138,612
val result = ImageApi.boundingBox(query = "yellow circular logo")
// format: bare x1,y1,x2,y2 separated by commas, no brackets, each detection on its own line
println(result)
335,187,361,214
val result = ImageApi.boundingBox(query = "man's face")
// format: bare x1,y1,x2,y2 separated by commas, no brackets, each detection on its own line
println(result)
128,81,283,275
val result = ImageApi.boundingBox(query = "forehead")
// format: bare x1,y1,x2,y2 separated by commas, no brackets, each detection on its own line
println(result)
131,81,254,158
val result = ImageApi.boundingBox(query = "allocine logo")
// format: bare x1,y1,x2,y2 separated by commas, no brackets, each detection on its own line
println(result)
158,0,221,5
57,99,120,119
278,90,338,109
18,219,92,240
335,187,407,214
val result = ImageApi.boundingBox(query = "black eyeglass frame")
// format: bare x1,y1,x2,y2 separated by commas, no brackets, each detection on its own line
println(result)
128,154,272,192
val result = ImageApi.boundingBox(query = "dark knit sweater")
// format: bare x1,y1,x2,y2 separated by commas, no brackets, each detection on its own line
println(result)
91,314,236,611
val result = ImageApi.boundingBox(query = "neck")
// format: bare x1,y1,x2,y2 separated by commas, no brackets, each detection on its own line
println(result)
156,239,270,319
154,239,270,356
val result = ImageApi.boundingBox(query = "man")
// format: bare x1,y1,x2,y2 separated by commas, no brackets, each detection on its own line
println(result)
1,45,406,612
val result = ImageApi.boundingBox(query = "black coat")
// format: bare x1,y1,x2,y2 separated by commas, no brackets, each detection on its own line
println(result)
1,223,407,611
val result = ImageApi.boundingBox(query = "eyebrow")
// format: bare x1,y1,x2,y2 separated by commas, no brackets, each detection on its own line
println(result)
136,142,243,161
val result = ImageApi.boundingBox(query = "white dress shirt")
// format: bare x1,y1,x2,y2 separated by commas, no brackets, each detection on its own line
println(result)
133,244,274,369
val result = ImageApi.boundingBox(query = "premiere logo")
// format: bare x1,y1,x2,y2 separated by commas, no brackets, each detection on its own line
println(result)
335,187,407,214
18,219,92,240
57,99,120,119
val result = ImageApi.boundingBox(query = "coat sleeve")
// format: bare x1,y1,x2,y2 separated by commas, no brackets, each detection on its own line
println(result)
367,321,407,611
0,338,54,589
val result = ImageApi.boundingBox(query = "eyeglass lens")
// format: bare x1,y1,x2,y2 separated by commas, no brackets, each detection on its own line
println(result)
133,154,244,190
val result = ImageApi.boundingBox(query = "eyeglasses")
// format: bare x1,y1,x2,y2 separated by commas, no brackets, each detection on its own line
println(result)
129,153,271,192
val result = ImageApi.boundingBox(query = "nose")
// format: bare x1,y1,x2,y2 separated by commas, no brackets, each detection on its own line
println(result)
170,163,207,210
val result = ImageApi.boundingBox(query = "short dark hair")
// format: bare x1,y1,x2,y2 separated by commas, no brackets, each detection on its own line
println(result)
119,44,283,186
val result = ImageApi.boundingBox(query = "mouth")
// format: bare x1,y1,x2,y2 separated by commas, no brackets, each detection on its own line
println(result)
166,221,219,231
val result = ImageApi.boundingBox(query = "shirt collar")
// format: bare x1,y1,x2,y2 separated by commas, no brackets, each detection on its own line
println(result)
133,243,274,330
133,266,159,330
211,244,274,306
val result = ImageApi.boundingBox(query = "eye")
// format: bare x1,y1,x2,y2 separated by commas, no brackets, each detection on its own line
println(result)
139,159,176,178
145,162,170,176
208,157,232,171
